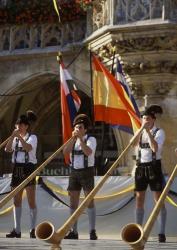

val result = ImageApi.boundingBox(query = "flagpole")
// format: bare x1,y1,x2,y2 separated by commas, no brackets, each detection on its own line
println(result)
89,49,101,175
89,49,95,127
99,48,116,175
111,47,116,75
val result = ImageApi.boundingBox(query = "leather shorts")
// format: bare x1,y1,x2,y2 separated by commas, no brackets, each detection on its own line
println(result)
11,163,36,187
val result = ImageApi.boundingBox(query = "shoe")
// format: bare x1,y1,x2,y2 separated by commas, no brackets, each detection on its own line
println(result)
158,234,166,243
90,229,98,240
6,229,21,238
30,229,36,238
64,230,78,239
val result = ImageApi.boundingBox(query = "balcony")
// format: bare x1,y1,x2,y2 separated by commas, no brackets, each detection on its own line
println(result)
0,20,86,54
87,0,177,34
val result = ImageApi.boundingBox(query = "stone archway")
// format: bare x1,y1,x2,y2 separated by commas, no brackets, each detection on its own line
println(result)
0,72,61,173
0,69,127,176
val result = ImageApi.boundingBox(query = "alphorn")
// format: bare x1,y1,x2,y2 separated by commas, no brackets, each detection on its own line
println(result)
35,126,144,250
0,137,74,209
121,163,177,250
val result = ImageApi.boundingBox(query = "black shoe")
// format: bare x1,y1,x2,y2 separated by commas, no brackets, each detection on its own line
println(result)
158,234,166,243
64,230,78,239
30,229,36,238
6,229,21,238
90,230,98,240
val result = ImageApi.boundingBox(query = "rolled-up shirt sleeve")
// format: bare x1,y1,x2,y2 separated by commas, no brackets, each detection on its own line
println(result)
155,129,165,158
87,137,97,154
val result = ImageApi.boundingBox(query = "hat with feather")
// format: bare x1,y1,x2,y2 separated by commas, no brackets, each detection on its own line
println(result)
15,110,37,125
73,114,91,129
141,104,163,119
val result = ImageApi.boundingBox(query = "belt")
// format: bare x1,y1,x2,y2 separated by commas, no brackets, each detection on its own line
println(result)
71,166,94,171
138,160,161,167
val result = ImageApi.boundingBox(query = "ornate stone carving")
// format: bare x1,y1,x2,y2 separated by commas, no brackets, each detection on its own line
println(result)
154,82,170,95
62,20,86,46
169,0,177,20
0,27,10,50
115,0,152,23
0,20,86,52
95,36,177,59
96,42,116,60
92,0,107,31
42,24,62,47
130,82,143,96
123,60,177,74
114,36,177,53
13,25,30,50
88,0,177,31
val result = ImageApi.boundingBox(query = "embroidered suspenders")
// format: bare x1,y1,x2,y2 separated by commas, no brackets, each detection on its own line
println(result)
71,135,91,168
14,134,30,164
137,128,159,165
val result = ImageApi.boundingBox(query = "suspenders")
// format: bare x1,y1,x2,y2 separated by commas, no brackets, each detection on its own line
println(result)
71,135,90,169
14,134,30,164
137,128,159,165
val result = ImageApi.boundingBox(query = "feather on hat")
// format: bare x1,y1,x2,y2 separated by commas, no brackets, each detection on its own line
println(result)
141,104,163,118
73,114,91,128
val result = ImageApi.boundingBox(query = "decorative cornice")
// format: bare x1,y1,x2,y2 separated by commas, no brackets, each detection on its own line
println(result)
123,60,177,74
95,35,177,58
115,36,177,53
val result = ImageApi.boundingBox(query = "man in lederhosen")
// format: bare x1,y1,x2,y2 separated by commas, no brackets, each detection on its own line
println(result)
63,114,97,240
132,105,167,243
5,111,37,238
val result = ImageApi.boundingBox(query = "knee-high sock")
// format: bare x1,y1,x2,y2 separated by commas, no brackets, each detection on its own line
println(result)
158,207,167,234
135,208,144,225
87,207,96,232
13,206,22,233
70,208,78,233
29,208,37,230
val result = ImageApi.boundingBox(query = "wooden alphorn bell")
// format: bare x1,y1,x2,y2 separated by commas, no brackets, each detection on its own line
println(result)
35,127,144,250
121,164,177,250
0,137,74,209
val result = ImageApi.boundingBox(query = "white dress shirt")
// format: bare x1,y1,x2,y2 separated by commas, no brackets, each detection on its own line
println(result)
11,133,37,164
70,135,97,169
138,126,165,163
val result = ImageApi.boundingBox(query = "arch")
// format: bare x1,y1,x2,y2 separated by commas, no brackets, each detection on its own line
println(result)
0,71,127,176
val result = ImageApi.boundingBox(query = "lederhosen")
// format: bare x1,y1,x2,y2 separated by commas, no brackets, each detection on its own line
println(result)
11,135,36,187
135,128,164,192
67,135,95,191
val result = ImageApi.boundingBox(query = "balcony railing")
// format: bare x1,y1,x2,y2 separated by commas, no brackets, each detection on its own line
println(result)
88,0,177,34
1,0,177,52
0,19,86,52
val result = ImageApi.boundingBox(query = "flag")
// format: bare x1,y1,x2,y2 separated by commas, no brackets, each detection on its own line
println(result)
115,58,140,117
60,61,81,162
92,55,141,134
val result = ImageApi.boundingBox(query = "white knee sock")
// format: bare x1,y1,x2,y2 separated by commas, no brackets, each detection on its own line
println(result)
158,207,167,234
13,206,22,233
30,208,37,230
87,207,96,232
70,208,78,233
135,208,144,225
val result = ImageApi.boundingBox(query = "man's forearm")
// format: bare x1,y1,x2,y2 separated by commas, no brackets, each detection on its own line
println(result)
147,131,158,152
5,136,14,152
18,136,32,152
80,139,92,156
63,138,76,155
